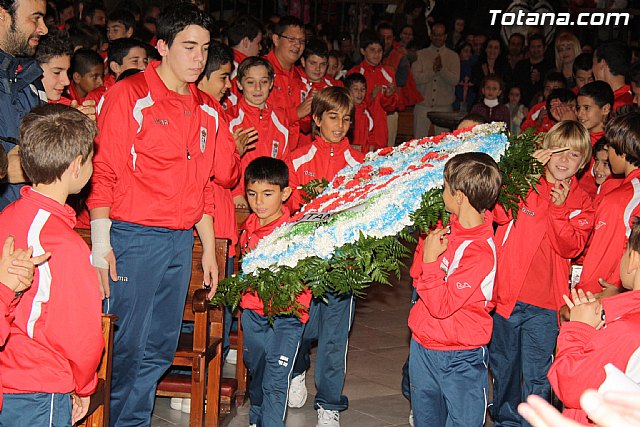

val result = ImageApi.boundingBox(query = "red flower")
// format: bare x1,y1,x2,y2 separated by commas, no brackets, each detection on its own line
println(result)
421,152,439,162
378,147,394,156
333,176,346,188
378,167,394,176
345,179,360,189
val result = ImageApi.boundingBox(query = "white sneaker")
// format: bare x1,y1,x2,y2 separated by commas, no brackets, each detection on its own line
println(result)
181,398,191,413
316,407,340,427
226,349,238,365
288,372,308,408
409,409,414,427
170,397,182,411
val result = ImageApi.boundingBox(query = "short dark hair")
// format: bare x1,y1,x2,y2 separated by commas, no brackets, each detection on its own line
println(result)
202,41,233,79
593,137,608,155
573,52,593,74
84,2,106,20
156,2,212,48
606,112,640,168
70,48,103,76
359,29,382,50
244,156,289,189
67,22,101,50
272,15,304,39
578,80,615,109
629,61,640,85
596,40,630,76
107,9,135,31
19,104,96,185
107,38,148,66
226,15,263,48
482,74,504,91
376,22,393,34
443,152,501,212
302,38,329,61
508,32,525,44
458,113,487,126
343,72,366,90
237,56,274,82
544,71,566,86
528,33,545,46
35,31,74,65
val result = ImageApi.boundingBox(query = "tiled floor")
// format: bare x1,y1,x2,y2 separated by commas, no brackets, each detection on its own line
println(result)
150,256,415,427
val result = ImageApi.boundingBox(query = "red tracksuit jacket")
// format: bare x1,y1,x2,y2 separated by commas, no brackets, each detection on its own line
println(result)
297,69,337,147
0,187,103,397
226,97,290,198
577,168,640,293
613,84,634,112
408,211,497,350
264,50,304,151
210,98,241,256
227,48,248,108
548,291,640,425
87,60,222,230
0,282,17,408
239,207,312,322
493,177,594,317
351,102,380,153
287,136,365,210
85,73,116,109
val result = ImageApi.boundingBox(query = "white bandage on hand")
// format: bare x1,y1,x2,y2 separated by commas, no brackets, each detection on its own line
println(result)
90,218,112,269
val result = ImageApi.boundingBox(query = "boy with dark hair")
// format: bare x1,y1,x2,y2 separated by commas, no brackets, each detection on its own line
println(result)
67,48,104,102
327,50,345,82
106,9,135,41
577,81,614,145
409,151,501,427
287,86,365,426
35,31,74,104
548,217,640,425
227,56,289,208
344,72,380,152
196,40,242,379
240,156,311,427
546,88,577,123
521,71,567,134
225,14,263,106
86,3,228,425
265,15,307,151
575,112,640,296
573,52,594,93
490,120,595,426
0,104,103,426
347,35,398,147
84,2,107,27
85,38,149,107
593,40,633,112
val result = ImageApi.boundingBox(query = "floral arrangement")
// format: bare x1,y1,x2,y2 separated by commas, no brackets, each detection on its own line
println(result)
212,124,540,317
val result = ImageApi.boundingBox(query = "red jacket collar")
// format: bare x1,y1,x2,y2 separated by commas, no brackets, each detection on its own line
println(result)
265,50,297,79
602,290,640,321
238,96,271,116
144,60,204,108
20,186,77,228
242,206,291,251
624,168,640,185
449,210,494,240
312,135,351,152
233,49,248,65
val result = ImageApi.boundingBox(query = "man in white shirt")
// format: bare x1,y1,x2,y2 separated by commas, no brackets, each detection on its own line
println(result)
411,22,459,138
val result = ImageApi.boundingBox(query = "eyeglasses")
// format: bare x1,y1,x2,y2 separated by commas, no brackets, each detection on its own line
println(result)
277,33,306,45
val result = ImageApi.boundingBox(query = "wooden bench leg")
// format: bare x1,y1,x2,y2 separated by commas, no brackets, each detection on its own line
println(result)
205,340,222,427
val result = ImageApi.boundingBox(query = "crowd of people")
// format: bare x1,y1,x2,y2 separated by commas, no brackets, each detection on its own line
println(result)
0,0,638,427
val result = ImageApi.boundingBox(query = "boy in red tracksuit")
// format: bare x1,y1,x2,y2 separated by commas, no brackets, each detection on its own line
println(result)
227,56,290,208
576,81,617,198
86,5,231,425
298,39,338,147
0,104,103,425
409,152,502,427
490,121,595,426
66,48,104,103
286,86,365,211
548,218,640,425
287,86,364,426
240,156,311,427
344,72,380,152
225,15,263,108
85,38,149,109
264,16,307,151
575,112,640,297
347,35,398,148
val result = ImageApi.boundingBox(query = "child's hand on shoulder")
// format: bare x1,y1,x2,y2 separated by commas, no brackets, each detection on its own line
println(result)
550,179,570,206
563,288,604,329
422,227,449,263
382,83,396,96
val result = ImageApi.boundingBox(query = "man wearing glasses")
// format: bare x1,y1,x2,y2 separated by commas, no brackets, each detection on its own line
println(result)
265,15,307,151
